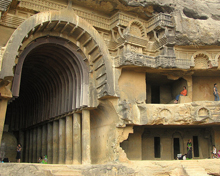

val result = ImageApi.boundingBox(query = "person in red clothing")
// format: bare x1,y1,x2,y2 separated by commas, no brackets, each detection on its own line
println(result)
174,86,187,104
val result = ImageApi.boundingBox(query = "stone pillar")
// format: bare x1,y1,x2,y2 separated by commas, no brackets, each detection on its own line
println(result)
37,126,42,161
32,128,37,162
65,115,73,164
19,130,24,162
42,124,47,157
73,113,81,164
29,129,33,162
82,109,91,164
53,121,59,164
25,130,29,162
47,122,53,164
0,99,8,146
58,118,65,164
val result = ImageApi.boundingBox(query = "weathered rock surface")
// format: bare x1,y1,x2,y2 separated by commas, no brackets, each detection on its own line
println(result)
0,160,220,176
76,0,220,46
121,0,220,46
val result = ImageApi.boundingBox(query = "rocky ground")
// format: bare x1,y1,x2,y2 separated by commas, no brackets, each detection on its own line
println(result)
0,159,220,176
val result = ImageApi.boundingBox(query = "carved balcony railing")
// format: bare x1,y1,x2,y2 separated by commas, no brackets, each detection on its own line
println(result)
131,101,220,125
175,58,192,68
117,101,220,126
0,0,12,12
0,13,26,28
18,0,173,33
117,52,192,69
146,13,174,33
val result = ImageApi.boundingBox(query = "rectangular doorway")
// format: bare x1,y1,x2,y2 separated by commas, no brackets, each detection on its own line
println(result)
154,137,161,158
151,85,160,103
173,138,180,159
193,136,199,157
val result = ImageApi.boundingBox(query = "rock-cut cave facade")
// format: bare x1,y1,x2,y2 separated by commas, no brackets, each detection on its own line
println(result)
0,0,220,163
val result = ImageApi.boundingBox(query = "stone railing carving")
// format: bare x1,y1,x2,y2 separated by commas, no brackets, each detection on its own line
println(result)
0,0,12,12
18,0,173,32
117,52,192,69
118,101,220,126
18,0,66,12
146,13,174,33
0,13,26,28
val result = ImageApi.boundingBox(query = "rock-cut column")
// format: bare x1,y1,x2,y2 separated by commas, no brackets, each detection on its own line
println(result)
47,122,53,164
37,126,42,161
53,121,59,164
25,130,29,162
73,113,81,164
65,115,73,164
29,129,33,162
42,125,47,157
18,130,24,162
58,118,65,164
82,109,91,164
32,128,37,162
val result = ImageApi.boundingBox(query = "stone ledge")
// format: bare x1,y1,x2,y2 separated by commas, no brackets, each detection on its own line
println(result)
0,159,219,176
179,96,192,104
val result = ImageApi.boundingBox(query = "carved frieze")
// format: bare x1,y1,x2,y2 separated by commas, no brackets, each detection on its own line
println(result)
117,101,220,126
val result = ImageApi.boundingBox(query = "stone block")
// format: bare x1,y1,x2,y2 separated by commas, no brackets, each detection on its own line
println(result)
179,96,192,104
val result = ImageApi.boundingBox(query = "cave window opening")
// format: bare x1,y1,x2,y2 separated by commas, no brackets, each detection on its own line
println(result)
193,136,199,157
146,73,187,104
151,85,160,103
173,138,180,159
154,137,160,158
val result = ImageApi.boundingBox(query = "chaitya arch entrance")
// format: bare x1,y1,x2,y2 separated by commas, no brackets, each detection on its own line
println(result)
0,8,115,164
4,36,90,164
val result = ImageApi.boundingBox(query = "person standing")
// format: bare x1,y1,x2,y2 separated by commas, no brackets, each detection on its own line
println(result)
174,86,187,104
211,145,217,159
16,144,22,163
186,139,192,159
213,83,219,101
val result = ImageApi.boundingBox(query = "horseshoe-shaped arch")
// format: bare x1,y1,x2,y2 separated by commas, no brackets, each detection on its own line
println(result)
0,9,115,103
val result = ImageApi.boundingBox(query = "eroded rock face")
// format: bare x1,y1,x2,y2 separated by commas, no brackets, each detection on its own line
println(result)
121,0,220,46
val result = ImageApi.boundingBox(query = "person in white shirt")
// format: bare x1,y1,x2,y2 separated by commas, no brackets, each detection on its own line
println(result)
211,145,217,158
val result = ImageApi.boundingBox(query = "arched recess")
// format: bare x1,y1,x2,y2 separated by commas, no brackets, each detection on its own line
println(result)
5,37,90,130
126,19,146,38
191,52,212,68
0,8,115,99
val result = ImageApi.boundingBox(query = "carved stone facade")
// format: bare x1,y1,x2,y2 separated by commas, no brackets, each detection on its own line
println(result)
0,0,220,164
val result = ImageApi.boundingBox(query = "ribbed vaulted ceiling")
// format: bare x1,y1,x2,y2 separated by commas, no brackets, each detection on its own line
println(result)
6,37,89,130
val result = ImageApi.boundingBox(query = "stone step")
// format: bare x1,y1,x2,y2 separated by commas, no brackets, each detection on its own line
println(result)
38,165,83,176
182,163,209,176
52,171,83,176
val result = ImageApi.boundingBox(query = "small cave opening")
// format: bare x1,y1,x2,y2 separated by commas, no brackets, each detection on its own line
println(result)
183,7,208,20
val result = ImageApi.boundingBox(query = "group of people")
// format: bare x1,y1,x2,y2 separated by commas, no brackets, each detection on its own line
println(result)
177,140,220,160
177,139,192,160
38,155,48,164
16,143,47,164
174,83,220,104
